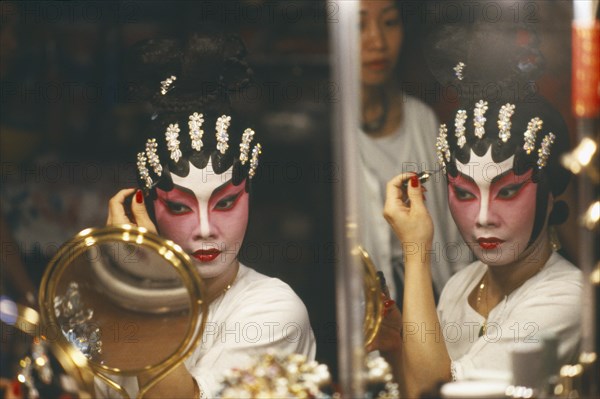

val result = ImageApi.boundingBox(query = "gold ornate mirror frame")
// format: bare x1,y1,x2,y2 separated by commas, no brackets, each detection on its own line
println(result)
356,246,384,347
38,224,207,399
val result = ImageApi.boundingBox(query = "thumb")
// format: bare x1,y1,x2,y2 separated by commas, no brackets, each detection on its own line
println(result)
131,190,158,234
406,175,426,212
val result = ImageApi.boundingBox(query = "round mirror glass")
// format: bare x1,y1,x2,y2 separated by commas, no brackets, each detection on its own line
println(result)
38,225,206,396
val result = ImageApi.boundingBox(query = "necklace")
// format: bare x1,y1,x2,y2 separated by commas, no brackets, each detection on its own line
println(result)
476,273,488,337
222,270,238,295
362,89,389,133
476,261,547,337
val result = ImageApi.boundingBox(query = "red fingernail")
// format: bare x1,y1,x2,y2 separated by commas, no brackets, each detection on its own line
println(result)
384,299,395,308
12,380,21,396
135,190,143,204
410,175,419,187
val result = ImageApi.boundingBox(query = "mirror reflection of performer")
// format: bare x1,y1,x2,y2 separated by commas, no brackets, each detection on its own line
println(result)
102,33,316,398
358,0,467,306
379,96,582,397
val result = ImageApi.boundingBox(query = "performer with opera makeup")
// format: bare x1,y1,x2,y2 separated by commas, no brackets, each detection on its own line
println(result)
375,23,582,397
102,32,316,398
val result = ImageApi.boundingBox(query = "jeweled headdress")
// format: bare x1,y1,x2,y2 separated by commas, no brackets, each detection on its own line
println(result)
136,111,262,191
427,21,571,233
131,33,257,194
436,100,558,174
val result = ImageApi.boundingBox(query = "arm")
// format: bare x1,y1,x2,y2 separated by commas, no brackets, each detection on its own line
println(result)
383,173,451,397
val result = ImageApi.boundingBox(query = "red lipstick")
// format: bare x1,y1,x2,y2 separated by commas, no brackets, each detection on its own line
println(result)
477,238,504,250
193,248,221,262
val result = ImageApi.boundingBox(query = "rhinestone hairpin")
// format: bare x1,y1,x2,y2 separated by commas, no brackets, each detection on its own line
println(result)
160,75,177,95
473,100,489,139
537,132,555,169
498,103,516,143
239,128,255,165
454,62,465,81
216,115,232,155
523,117,543,154
249,143,262,179
436,124,451,169
137,108,262,187
188,112,205,151
165,123,182,162
145,138,162,176
137,152,153,189
454,110,467,148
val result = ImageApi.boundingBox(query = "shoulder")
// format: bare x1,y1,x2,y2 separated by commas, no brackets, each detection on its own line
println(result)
237,265,305,300
544,252,582,279
401,94,439,123
224,265,311,324
521,252,582,299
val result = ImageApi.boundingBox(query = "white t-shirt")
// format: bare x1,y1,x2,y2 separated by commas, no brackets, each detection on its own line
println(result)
95,264,316,398
437,252,582,380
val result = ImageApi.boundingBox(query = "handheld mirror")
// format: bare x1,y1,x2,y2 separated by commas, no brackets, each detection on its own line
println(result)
356,246,383,347
38,224,207,399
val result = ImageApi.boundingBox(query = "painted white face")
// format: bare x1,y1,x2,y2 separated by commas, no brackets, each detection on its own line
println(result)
448,147,539,266
153,160,249,279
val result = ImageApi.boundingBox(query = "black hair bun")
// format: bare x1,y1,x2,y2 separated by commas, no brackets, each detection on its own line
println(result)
127,32,253,118
425,21,544,105
181,33,253,93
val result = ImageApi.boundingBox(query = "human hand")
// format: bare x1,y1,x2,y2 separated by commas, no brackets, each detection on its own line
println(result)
383,173,433,247
366,294,403,354
106,189,158,234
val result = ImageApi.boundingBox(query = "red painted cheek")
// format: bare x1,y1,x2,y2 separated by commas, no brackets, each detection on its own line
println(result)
153,199,199,243
208,193,249,234
448,188,480,228
490,183,538,226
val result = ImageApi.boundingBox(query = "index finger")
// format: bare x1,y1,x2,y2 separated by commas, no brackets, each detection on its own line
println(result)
386,172,416,203
388,172,417,190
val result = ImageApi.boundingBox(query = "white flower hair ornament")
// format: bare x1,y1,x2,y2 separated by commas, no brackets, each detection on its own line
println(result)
137,113,262,192
436,101,558,176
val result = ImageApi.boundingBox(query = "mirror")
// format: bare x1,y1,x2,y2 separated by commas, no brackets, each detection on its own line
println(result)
38,225,207,398
356,246,383,347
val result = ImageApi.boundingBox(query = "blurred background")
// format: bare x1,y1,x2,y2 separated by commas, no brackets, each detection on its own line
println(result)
0,0,581,387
